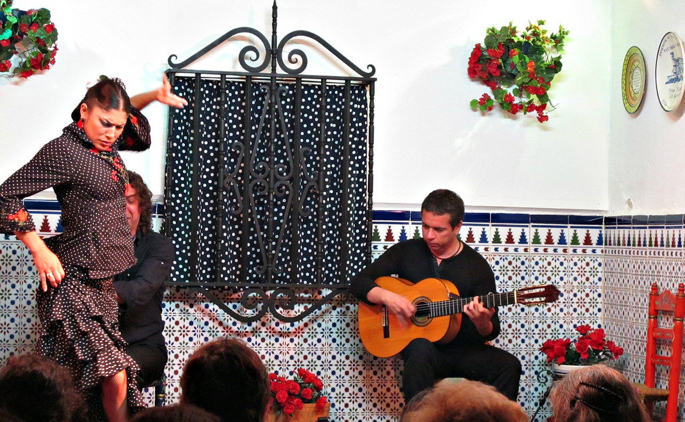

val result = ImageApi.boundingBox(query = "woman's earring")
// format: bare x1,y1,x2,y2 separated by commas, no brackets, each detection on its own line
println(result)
77,118,84,129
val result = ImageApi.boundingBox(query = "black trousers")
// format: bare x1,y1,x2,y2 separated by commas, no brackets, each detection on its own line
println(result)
127,343,168,389
400,338,521,403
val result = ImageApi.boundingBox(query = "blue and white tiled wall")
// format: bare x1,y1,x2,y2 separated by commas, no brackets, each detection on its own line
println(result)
0,202,683,421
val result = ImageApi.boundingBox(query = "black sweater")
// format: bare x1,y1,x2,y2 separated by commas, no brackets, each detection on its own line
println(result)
350,239,500,345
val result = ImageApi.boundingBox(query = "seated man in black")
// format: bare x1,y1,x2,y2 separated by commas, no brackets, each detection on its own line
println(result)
114,171,175,388
351,189,521,403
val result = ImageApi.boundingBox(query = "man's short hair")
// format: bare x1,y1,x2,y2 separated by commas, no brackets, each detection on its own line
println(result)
401,379,527,422
0,353,87,422
180,338,269,422
128,171,153,233
421,189,465,228
550,365,650,422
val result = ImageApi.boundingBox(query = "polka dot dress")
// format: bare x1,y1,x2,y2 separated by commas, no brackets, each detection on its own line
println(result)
0,121,148,420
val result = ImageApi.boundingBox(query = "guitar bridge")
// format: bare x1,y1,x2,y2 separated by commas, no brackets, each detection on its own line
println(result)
382,306,390,339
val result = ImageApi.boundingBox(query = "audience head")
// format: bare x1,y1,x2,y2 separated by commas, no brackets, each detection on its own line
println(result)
180,337,269,422
131,404,222,422
0,353,87,422
401,378,528,422
421,189,465,228
550,365,650,422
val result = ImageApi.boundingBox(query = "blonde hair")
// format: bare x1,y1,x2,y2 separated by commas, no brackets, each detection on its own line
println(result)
550,365,650,422
401,379,528,422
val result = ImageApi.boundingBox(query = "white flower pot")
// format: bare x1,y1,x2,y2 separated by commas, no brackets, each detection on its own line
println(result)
552,364,584,377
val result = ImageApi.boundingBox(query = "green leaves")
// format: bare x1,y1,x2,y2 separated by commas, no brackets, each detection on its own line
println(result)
467,20,568,122
0,4,58,78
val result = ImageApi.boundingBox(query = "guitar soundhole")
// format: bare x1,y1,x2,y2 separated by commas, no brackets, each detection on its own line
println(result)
412,297,432,327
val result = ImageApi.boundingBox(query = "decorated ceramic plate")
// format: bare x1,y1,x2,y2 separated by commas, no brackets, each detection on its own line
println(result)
655,32,685,112
622,46,646,113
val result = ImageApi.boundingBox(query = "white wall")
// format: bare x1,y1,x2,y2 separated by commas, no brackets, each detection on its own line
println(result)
0,0,611,212
610,0,685,215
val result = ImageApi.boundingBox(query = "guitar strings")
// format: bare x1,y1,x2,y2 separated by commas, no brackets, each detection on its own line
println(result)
414,292,517,317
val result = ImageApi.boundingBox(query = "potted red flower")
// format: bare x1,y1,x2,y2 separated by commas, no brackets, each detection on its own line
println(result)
268,368,329,421
540,325,624,373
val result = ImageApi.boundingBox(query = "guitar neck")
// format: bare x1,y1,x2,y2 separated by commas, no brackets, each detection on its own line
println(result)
418,291,517,318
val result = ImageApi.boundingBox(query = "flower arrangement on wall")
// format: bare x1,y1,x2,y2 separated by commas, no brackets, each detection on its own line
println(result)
0,0,58,79
468,20,568,123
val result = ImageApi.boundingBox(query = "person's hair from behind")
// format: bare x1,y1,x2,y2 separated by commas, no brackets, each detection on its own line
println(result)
401,378,528,422
421,189,465,228
127,170,153,232
130,403,222,422
180,337,269,422
0,353,87,422
550,365,650,422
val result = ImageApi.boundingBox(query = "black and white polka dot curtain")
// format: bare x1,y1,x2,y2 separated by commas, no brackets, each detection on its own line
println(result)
165,76,370,287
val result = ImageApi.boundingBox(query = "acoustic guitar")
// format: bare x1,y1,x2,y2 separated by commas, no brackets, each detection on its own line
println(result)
357,276,561,358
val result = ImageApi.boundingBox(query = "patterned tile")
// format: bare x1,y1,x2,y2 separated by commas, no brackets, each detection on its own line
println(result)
3,204,685,420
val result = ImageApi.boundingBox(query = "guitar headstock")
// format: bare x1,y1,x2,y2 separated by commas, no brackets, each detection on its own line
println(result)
516,284,561,305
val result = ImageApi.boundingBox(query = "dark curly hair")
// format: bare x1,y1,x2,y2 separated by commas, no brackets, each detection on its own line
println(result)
127,171,153,233
0,353,88,422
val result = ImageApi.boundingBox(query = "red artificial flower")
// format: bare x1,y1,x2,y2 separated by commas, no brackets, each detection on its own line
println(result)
316,396,328,411
510,103,523,114
525,103,536,113
486,59,501,77
30,53,44,70
283,404,295,415
20,23,29,33
477,93,491,106
484,80,498,90
486,43,505,59
288,380,301,395
20,70,34,78
29,23,39,32
45,23,55,34
275,390,289,404
527,61,535,72
509,49,519,57
537,114,549,123
607,341,624,358
0,39,9,48
300,388,313,400
503,93,515,103
575,338,590,360
586,328,606,350
7,210,29,223
0,60,10,72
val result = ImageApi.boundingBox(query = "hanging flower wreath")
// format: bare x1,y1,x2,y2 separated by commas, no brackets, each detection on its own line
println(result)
468,20,568,123
0,0,58,79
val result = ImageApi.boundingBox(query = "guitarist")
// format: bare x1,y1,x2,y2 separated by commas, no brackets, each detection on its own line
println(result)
350,189,521,403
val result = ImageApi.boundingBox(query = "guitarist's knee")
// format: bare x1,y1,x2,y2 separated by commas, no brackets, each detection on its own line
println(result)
402,338,437,362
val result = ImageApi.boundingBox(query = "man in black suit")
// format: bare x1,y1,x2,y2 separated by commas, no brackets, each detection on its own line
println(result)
114,171,174,388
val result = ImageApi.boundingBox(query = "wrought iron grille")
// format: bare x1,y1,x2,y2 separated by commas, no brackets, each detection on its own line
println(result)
162,2,375,322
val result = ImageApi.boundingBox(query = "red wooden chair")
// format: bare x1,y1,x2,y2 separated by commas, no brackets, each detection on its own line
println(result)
632,283,685,422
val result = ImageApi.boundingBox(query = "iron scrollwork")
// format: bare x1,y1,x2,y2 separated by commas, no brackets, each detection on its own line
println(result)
163,1,375,323
190,286,351,323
